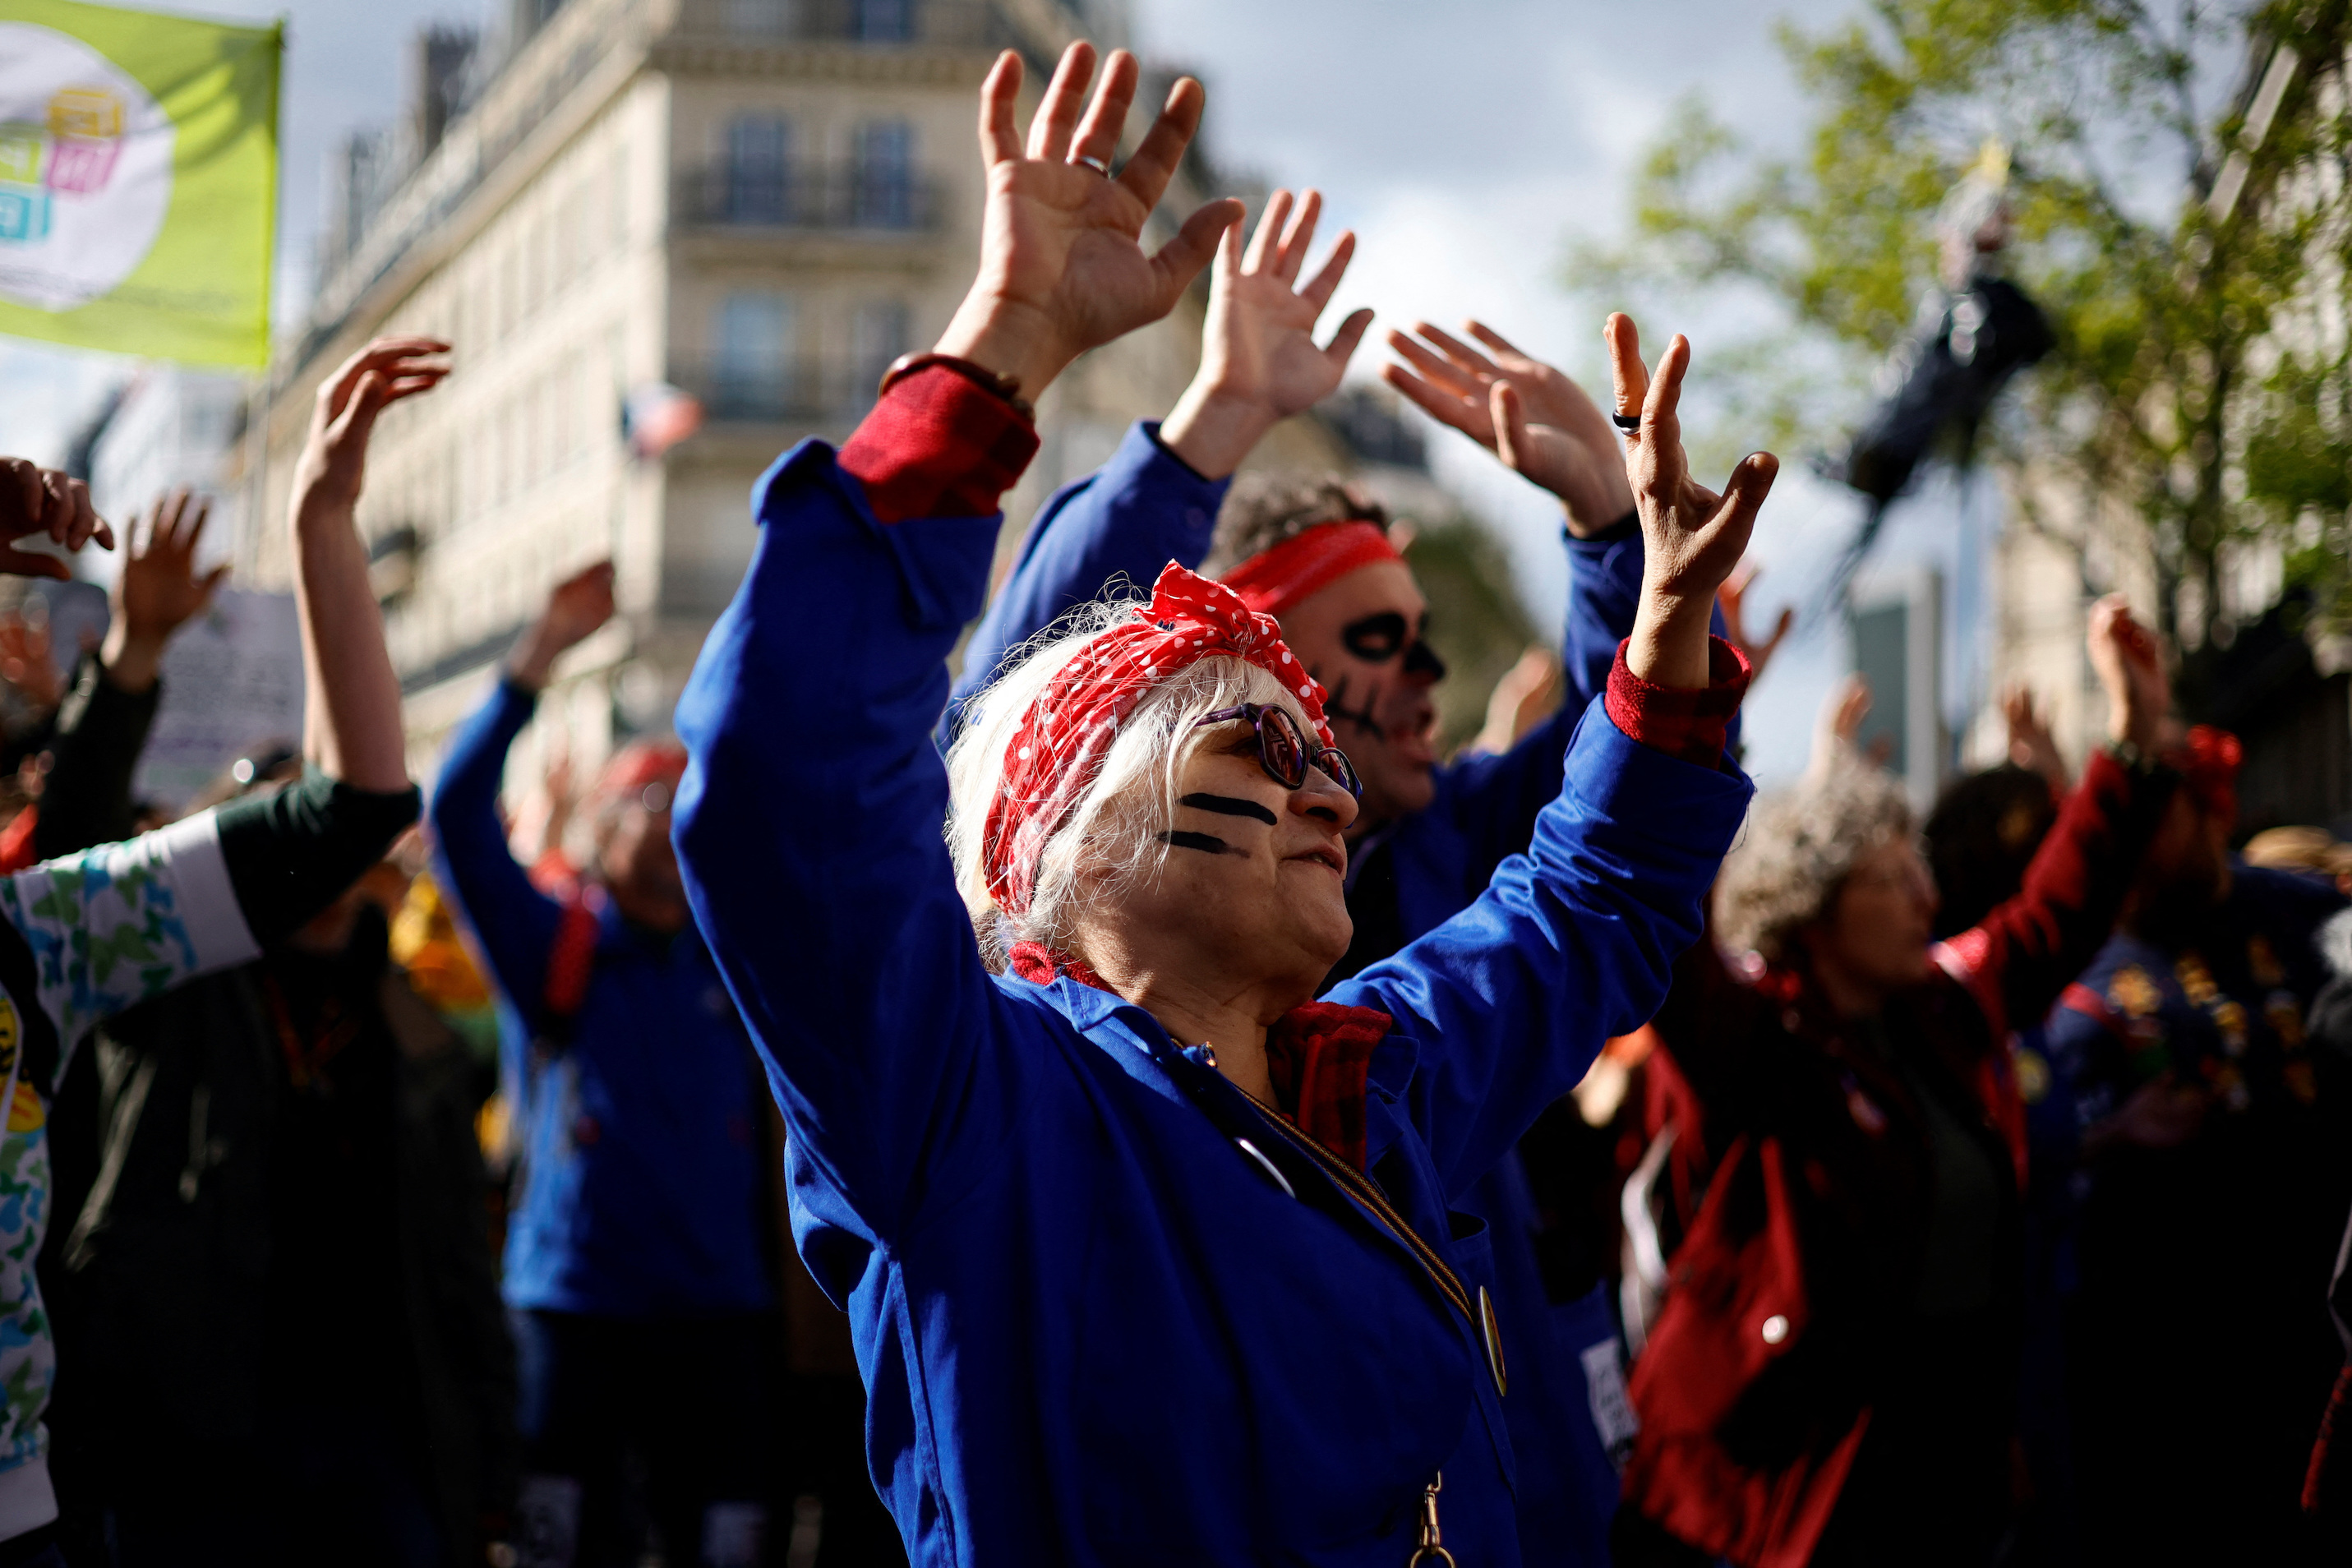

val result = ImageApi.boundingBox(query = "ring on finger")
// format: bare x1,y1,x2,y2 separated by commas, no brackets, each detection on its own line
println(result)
1610,412,1643,433
1075,154,1113,177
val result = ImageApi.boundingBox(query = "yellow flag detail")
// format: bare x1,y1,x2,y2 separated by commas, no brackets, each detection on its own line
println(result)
0,0,280,367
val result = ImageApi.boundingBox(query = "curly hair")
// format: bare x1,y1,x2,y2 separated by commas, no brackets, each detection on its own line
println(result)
1714,757,1916,964
1199,473,1392,579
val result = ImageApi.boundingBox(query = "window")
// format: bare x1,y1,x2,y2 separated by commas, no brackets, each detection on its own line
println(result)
725,0,791,33
849,300,909,411
855,0,913,42
712,293,796,419
726,116,793,224
853,119,914,228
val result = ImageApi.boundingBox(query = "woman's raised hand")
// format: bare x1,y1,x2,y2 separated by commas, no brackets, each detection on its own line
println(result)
1383,321,1633,535
1161,188,1372,478
934,43,1243,404
1607,313,1778,689
2086,594,2168,756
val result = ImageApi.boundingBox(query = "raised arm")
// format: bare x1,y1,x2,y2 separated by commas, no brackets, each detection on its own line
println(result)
944,189,1360,740
678,41,1231,1233
1336,316,1776,1190
36,490,228,860
426,564,615,1022
1936,596,2176,1034
291,340,444,793
1385,319,1752,884
0,351,431,1085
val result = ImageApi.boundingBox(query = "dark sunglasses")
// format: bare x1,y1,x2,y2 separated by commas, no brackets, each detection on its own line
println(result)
1192,703,1364,799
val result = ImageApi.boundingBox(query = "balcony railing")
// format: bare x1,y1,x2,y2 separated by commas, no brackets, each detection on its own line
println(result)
670,357,887,424
671,0,991,45
674,163,942,233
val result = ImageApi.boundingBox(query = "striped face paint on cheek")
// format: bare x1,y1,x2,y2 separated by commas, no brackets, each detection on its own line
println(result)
1178,793,1278,826
1155,830,1236,855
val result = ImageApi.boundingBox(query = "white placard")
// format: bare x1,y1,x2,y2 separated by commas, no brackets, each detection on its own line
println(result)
132,588,304,810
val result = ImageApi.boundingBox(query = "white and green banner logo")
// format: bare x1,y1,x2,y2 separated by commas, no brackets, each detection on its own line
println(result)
0,0,279,367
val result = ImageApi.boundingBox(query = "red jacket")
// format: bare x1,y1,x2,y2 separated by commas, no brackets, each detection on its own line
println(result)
1621,749,2175,1566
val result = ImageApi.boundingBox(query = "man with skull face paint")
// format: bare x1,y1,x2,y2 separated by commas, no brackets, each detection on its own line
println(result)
943,210,1750,1555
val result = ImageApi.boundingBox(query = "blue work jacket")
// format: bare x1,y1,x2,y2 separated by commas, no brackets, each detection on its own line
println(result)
429,680,774,1317
940,419,1734,1559
672,435,1751,1566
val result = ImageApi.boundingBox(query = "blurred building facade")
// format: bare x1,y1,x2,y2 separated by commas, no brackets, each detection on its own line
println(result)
226,0,1391,795
86,370,248,549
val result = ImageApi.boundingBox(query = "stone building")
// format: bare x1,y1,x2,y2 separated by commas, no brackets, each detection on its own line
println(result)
227,0,1358,796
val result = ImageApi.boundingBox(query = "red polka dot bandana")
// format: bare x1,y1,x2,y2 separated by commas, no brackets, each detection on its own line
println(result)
981,561,1333,916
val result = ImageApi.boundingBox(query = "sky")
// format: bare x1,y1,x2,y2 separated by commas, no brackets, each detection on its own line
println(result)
0,0,1954,782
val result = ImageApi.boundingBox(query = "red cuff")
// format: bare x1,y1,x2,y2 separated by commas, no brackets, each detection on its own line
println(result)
1603,635,1750,768
837,364,1040,524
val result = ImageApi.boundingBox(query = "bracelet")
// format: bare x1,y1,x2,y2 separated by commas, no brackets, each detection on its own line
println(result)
2105,736,2156,773
878,353,1035,419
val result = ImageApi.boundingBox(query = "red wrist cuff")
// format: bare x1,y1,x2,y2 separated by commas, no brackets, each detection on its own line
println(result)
837,364,1040,524
1603,635,1750,768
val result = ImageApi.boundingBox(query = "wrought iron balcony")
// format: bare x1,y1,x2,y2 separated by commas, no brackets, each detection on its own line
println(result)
668,357,883,425
669,0,990,46
674,162,942,233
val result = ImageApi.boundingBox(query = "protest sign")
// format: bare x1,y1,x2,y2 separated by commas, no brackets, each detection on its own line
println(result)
132,585,302,809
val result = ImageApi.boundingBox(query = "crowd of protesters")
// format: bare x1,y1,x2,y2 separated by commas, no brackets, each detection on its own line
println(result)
0,35,2348,1568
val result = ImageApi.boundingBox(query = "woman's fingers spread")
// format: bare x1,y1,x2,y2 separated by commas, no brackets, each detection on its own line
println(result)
1464,320,1526,360
1712,452,1779,530
1274,188,1320,282
67,478,96,551
1068,47,1137,169
1150,198,1243,303
1322,307,1374,368
1604,313,1649,423
1026,41,1095,162
1381,360,1488,437
1117,76,1203,212
1298,229,1355,310
1243,189,1293,274
1644,332,1690,429
1386,329,1483,398
1416,322,1499,379
978,52,1023,164
1491,380,1530,473
39,470,71,542
1212,217,1243,283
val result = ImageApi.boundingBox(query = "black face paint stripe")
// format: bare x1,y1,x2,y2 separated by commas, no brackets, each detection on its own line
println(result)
1341,611,1409,662
1318,671,1386,738
1179,792,1278,826
1155,830,1234,855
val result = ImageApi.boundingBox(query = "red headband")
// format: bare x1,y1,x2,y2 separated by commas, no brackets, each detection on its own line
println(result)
2166,724,2241,823
1219,521,1401,618
982,562,1332,915
596,740,687,803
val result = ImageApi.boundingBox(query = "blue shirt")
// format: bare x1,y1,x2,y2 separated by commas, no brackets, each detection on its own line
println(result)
941,417,1734,1560
673,435,1750,1566
429,680,774,1317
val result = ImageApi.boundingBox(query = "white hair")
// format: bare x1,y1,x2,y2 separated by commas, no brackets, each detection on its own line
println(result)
945,595,1307,971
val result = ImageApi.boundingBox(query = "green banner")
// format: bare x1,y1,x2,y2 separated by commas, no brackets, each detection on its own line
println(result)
0,0,279,367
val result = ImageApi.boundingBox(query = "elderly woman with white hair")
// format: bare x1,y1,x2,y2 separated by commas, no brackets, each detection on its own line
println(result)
674,40,1769,1568
1613,598,2178,1568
